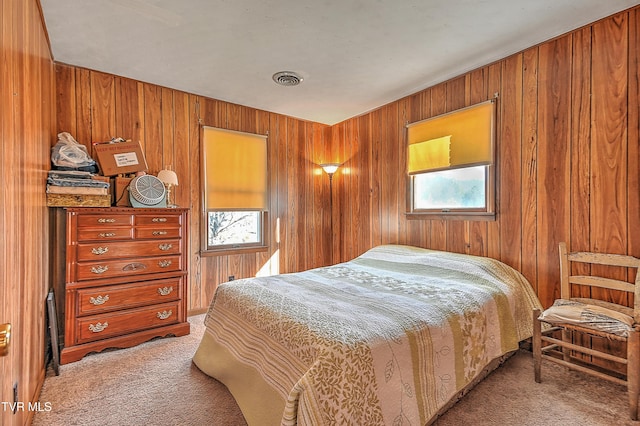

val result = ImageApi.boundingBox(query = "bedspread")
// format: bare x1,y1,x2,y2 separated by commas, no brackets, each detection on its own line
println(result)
193,245,542,425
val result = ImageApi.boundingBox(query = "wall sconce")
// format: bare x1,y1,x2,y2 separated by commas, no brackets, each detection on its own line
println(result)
157,169,179,208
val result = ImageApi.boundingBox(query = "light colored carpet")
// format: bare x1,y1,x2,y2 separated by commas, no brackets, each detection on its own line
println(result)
33,314,636,426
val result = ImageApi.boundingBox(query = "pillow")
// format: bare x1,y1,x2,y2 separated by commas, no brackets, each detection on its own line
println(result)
538,298,634,337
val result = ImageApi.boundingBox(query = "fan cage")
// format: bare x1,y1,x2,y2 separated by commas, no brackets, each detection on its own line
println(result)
130,175,166,205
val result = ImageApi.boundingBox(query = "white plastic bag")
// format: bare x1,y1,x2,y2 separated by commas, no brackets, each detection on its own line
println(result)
51,132,96,168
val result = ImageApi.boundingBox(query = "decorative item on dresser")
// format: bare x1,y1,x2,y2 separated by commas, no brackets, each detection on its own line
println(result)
52,207,190,364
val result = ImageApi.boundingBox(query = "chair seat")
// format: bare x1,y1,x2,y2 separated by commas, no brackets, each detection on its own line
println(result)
538,298,634,338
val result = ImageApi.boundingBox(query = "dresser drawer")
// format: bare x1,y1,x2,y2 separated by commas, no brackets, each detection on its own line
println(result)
77,239,182,261
77,228,133,242
76,277,182,315
135,214,182,227
76,255,183,281
75,302,180,344
135,227,181,239
77,214,133,228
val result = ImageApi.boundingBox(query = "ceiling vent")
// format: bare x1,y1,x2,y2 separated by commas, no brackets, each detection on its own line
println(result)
272,71,303,87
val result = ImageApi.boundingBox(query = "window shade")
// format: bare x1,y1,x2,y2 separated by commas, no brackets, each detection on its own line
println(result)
203,127,267,210
407,100,494,174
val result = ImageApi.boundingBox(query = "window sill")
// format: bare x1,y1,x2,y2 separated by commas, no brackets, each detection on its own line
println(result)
201,245,269,257
406,212,496,221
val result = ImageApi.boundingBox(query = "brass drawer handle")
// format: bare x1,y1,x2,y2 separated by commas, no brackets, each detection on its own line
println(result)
157,310,172,320
152,217,167,223
90,265,109,274
91,246,109,255
157,286,174,296
123,262,147,271
153,231,168,236
158,243,173,251
97,218,116,223
89,295,109,305
98,232,116,238
158,260,172,268
88,322,108,333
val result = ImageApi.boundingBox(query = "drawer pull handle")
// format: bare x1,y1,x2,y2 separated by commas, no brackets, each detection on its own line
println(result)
89,295,109,305
89,322,108,333
123,262,147,271
153,231,168,236
90,265,108,274
158,243,173,251
158,260,172,268
91,246,109,255
152,217,168,223
98,232,116,238
97,218,116,223
157,286,174,296
157,310,172,320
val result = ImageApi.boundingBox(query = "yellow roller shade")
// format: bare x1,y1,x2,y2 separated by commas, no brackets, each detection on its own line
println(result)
407,135,451,174
407,100,494,174
203,127,267,210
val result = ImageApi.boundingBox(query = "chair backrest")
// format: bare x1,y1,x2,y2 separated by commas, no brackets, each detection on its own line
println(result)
559,242,640,323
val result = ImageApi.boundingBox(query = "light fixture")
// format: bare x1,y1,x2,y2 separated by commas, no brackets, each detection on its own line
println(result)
157,169,179,208
320,163,340,265
320,163,340,181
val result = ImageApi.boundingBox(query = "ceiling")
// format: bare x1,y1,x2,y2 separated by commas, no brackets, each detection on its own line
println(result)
40,0,639,125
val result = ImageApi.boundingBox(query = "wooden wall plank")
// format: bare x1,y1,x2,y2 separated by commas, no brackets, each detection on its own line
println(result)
142,84,162,172
536,35,572,306
499,54,523,270
161,87,175,170
570,28,593,299
591,13,629,306
55,64,76,136
521,47,539,292
89,71,115,143
75,68,92,152
114,77,143,145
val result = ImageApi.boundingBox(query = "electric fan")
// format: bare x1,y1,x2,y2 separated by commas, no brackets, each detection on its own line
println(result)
129,175,167,208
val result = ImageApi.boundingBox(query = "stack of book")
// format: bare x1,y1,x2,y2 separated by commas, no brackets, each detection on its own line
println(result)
46,170,111,207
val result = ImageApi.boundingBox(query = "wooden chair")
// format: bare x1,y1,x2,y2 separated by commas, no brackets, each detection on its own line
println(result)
533,242,640,420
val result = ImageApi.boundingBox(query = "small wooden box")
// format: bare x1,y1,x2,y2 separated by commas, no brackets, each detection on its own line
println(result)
47,193,111,207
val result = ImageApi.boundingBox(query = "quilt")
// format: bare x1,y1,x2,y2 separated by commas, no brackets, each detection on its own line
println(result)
193,244,542,425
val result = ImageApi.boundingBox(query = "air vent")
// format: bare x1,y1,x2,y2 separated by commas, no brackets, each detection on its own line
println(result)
272,71,303,86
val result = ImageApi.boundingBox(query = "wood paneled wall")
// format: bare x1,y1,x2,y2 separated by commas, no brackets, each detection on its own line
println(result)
331,9,640,309
0,0,55,424
53,7,639,313
54,65,333,314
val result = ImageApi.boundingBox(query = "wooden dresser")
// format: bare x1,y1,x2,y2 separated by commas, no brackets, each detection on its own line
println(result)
53,207,190,364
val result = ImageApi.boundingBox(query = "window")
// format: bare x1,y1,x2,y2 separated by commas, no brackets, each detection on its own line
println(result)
406,100,495,219
202,127,268,252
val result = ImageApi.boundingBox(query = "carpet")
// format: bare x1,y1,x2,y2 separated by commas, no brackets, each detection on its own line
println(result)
33,314,636,426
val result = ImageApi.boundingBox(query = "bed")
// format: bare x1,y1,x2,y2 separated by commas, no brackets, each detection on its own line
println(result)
193,244,542,425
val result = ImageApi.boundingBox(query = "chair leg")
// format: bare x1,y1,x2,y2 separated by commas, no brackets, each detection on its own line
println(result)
533,309,542,383
628,330,640,421
561,328,572,363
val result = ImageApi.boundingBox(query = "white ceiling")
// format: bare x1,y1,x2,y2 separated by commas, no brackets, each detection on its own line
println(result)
41,0,639,125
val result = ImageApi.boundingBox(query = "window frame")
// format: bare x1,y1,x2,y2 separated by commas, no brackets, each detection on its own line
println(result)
405,99,497,221
200,127,269,255
406,164,496,221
